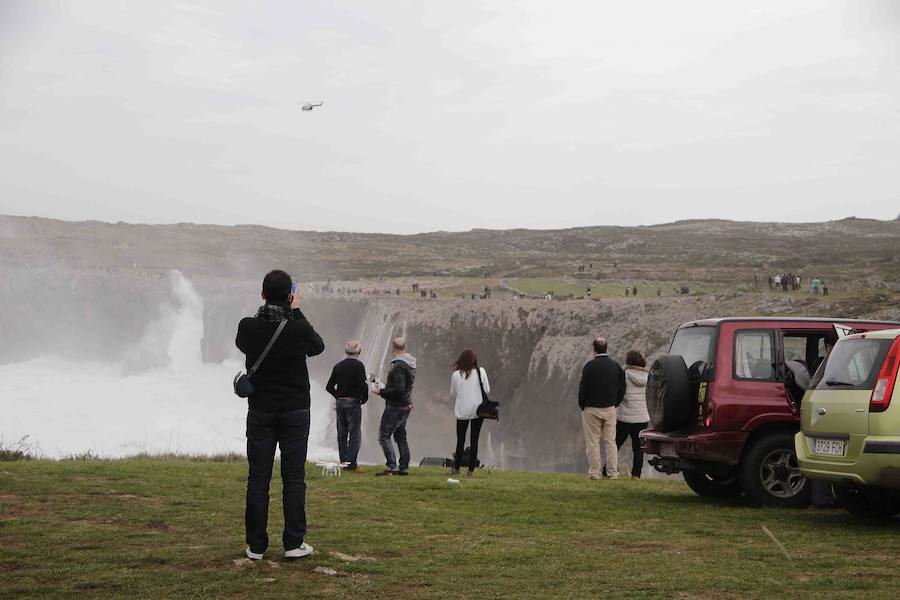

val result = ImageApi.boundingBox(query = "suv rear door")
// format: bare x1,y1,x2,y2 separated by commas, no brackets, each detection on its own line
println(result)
715,323,787,431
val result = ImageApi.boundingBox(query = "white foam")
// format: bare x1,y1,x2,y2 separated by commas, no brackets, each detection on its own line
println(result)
0,271,337,461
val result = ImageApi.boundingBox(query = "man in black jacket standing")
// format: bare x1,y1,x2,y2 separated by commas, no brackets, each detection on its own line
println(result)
578,337,626,480
236,270,325,561
325,340,368,472
371,337,416,476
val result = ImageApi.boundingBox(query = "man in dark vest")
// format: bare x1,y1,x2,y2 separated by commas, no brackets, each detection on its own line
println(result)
236,270,325,560
578,337,626,480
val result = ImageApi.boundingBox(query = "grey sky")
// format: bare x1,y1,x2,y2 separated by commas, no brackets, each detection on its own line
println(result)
1,1,898,234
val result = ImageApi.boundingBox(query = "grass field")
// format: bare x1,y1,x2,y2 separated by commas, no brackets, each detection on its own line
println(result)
2,459,900,599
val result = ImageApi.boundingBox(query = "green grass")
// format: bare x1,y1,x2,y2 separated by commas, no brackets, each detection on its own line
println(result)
2,460,899,599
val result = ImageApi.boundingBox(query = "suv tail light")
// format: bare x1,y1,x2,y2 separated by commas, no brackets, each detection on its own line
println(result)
870,337,900,413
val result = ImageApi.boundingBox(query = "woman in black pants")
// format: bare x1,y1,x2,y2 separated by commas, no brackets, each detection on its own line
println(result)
449,349,490,476
616,350,650,479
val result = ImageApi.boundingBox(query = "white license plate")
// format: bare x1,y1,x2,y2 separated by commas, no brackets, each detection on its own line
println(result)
813,438,846,457
659,443,678,458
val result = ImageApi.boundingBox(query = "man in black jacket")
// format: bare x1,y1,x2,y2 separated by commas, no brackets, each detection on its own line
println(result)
578,337,626,480
325,340,368,472
236,270,325,561
371,337,416,476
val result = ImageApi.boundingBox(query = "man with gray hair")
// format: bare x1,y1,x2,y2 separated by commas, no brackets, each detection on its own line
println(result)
371,337,416,476
325,340,369,472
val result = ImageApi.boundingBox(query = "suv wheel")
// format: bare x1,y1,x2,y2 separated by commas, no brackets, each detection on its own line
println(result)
682,471,743,498
739,432,810,507
835,485,900,519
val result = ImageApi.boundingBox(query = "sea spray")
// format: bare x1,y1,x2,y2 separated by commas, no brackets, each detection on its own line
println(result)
0,270,338,461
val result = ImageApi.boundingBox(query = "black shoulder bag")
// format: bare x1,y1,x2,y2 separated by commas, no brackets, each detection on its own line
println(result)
475,368,499,420
233,319,288,398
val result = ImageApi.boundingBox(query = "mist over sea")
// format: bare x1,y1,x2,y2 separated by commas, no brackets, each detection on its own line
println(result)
0,271,338,460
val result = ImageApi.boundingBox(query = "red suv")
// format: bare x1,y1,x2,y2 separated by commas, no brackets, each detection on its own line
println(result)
640,317,900,506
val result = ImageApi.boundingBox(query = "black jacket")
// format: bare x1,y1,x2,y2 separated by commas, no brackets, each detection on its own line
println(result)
578,355,626,410
379,355,416,407
325,357,369,404
236,308,325,413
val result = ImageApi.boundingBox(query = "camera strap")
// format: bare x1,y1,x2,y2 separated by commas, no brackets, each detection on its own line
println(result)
248,319,288,377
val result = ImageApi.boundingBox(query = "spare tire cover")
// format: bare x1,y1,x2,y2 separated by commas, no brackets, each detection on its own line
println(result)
646,355,692,432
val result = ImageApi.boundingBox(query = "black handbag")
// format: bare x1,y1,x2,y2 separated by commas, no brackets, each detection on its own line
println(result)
475,367,499,420
233,319,288,398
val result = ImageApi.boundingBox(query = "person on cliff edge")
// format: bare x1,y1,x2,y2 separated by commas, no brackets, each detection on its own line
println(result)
325,340,368,473
236,270,325,561
449,349,491,477
371,337,416,476
578,337,626,480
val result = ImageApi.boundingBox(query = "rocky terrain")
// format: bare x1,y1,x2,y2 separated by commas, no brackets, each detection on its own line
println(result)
2,214,899,472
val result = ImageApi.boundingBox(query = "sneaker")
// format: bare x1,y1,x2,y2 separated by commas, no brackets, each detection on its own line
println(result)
347,466,367,473
448,468,461,475
631,475,641,481
285,542,314,559
396,470,409,476
245,547,264,561
588,474,602,481
375,469,396,477
466,470,475,478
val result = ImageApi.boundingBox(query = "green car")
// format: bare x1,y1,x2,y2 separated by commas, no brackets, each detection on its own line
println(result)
796,328,900,517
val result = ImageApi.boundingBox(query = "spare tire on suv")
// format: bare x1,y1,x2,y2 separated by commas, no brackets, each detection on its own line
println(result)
647,355,692,432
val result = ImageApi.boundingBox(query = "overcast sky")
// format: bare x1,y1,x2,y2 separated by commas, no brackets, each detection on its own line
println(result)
1,1,898,234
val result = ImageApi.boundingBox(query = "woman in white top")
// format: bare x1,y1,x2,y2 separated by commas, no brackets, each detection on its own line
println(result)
449,349,490,476
616,349,650,479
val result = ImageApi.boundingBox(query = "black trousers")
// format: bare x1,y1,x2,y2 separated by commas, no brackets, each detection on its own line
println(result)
245,408,310,554
454,418,484,471
616,421,648,477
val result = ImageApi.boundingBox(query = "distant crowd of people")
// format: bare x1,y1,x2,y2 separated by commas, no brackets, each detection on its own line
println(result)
235,269,653,561
309,282,440,298
766,273,829,295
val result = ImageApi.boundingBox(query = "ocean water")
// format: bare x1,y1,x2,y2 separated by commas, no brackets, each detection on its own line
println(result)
0,271,337,460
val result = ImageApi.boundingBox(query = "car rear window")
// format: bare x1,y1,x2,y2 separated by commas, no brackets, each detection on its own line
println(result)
669,326,715,367
810,338,892,391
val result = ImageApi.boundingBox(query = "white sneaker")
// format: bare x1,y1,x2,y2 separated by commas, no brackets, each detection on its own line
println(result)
285,542,314,559
245,547,264,561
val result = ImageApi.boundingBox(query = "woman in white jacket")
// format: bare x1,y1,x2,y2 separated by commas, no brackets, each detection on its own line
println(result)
616,350,650,480
449,349,490,476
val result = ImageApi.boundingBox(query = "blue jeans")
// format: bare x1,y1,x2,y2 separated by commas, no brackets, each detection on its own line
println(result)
378,406,411,472
245,408,309,554
335,399,362,469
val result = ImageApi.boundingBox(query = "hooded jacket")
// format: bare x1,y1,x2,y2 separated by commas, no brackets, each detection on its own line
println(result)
617,366,650,423
379,353,417,407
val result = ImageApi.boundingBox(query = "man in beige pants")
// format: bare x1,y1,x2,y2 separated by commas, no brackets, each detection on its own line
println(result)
578,337,626,480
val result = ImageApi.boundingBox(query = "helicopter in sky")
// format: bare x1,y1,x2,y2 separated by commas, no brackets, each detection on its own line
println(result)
301,101,323,111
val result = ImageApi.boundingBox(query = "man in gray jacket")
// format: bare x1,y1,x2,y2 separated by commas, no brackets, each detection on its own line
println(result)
371,337,416,476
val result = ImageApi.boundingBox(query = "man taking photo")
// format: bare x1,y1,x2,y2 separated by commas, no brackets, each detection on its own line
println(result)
236,269,325,560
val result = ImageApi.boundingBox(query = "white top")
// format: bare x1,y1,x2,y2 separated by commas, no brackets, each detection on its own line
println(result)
617,366,650,423
450,368,490,420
